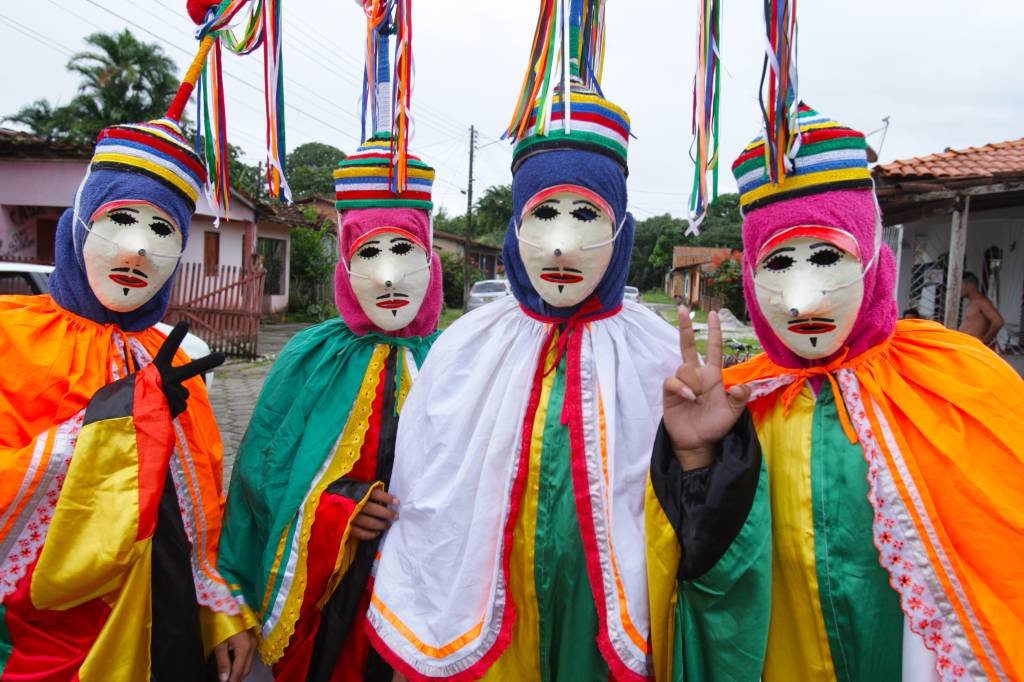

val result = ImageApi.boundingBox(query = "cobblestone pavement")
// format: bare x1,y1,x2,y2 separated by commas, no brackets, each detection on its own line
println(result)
209,322,311,482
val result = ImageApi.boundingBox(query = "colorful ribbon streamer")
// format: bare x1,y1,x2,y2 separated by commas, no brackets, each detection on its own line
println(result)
687,0,721,235
504,0,606,143
192,0,291,219
759,0,800,186
358,0,414,194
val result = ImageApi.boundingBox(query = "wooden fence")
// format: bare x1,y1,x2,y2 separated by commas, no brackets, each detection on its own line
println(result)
165,263,266,358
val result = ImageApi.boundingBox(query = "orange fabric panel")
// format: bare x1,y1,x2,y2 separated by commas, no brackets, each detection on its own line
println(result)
724,320,1024,679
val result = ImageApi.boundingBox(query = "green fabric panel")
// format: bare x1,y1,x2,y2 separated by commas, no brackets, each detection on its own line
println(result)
811,390,902,682
0,604,11,676
217,319,436,618
514,130,628,164
733,136,869,177
534,359,608,682
675,457,772,682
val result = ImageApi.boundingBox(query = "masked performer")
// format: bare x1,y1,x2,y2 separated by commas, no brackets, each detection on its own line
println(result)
0,107,255,680
366,4,689,679
652,105,1024,681
216,6,441,679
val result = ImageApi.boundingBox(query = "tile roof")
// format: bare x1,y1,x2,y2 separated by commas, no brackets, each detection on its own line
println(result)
672,246,739,270
0,127,92,159
876,138,1024,181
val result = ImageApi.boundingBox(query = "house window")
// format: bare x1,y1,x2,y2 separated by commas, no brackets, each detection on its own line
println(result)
204,231,220,276
258,237,286,296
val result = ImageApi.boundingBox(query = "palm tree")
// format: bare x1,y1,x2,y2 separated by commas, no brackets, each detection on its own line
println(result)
5,30,180,144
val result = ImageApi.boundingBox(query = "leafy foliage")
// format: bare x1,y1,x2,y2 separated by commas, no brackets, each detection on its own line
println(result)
683,193,743,250
439,251,482,309
433,185,512,248
288,213,337,320
285,142,346,200
708,258,746,319
5,30,179,144
629,213,688,291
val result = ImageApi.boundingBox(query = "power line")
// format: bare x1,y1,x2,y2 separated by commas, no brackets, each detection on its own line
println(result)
0,13,75,58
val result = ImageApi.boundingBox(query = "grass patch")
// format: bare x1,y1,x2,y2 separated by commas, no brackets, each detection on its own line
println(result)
642,288,673,305
439,307,464,330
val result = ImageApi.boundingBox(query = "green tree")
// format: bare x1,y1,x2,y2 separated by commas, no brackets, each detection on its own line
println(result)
288,214,337,320
473,184,513,246
439,251,481,309
630,213,688,291
709,258,746,319
6,30,179,144
684,193,743,250
285,142,346,200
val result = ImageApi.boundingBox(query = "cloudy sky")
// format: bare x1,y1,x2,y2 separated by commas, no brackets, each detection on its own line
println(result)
2,1,1022,220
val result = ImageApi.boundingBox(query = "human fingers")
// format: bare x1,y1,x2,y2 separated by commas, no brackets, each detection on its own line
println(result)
213,642,230,682
369,488,399,506
677,306,701,367
665,376,697,402
726,383,752,412
350,526,380,541
352,514,389,532
361,501,399,522
706,311,723,369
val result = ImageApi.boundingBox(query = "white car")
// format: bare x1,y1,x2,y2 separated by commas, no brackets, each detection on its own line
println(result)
623,285,641,303
0,261,216,387
467,279,512,312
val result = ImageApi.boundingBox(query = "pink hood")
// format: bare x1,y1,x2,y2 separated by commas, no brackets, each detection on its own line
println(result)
334,207,442,338
742,189,898,369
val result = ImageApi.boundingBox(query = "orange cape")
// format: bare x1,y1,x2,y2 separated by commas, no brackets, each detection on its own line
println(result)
724,319,1024,680
0,294,235,616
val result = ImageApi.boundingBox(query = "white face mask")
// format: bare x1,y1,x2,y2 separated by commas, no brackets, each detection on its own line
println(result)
82,202,183,312
347,228,431,331
516,189,621,308
753,235,865,360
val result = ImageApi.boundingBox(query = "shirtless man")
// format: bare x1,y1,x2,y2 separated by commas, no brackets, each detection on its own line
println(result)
960,271,1004,345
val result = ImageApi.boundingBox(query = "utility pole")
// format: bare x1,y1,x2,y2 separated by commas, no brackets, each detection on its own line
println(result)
462,125,477,311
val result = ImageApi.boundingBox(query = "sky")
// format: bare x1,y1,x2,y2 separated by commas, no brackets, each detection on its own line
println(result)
1,1,1022,221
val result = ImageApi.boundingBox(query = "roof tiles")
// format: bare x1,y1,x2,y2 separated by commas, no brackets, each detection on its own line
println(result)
877,138,1024,181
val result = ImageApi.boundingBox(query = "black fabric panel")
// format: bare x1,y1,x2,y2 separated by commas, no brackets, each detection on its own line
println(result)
150,471,207,681
83,375,136,426
511,139,630,177
650,411,763,581
307,348,400,682
742,178,874,213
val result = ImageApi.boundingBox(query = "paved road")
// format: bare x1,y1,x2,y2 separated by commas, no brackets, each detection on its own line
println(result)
208,322,311,481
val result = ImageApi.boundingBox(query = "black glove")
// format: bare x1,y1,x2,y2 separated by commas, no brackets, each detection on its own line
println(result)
152,321,225,418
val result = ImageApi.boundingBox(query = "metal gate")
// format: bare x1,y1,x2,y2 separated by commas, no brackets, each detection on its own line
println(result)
165,262,267,358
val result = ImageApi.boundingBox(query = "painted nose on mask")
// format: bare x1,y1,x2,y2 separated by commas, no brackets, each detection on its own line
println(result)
115,231,150,260
781,287,827,318
372,264,401,289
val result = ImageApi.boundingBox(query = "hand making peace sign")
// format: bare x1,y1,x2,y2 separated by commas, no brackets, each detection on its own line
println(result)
152,321,225,418
662,306,751,470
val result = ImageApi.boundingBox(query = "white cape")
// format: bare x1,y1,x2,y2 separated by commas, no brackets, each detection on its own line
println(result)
368,297,680,678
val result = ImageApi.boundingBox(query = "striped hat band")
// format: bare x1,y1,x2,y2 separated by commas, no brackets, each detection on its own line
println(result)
512,90,631,174
91,118,206,208
732,104,873,212
334,136,435,211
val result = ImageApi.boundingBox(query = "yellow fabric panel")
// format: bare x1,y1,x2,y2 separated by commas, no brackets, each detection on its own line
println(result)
756,389,837,682
78,538,153,682
645,475,680,682
91,152,198,201
740,167,872,208
482,360,557,680
32,416,142,610
200,605,252,657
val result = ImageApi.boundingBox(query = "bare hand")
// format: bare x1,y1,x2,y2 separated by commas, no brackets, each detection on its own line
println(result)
663,307,751,470
213,629,256,682
351,488,399,541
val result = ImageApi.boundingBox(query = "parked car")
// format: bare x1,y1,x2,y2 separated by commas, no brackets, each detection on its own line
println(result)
623,285,641,303
467,279,512,312
0,261,216,386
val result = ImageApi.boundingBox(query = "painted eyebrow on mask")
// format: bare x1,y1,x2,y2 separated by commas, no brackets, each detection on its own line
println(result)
763,246,796,260
390,236,414,242
572,200,602,211
112,207,140,214
809,242,839,250
360,240,381,246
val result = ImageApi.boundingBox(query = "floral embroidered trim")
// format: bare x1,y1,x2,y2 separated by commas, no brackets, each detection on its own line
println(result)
836,369,979,681
0,415,82,602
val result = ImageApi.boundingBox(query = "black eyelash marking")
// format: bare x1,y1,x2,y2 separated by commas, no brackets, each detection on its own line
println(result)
570,207,599,222
391,242,414,256
808,248,842,267
764,254,795,272
358,246,382,259
109,211,138,226
532,205,559,221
